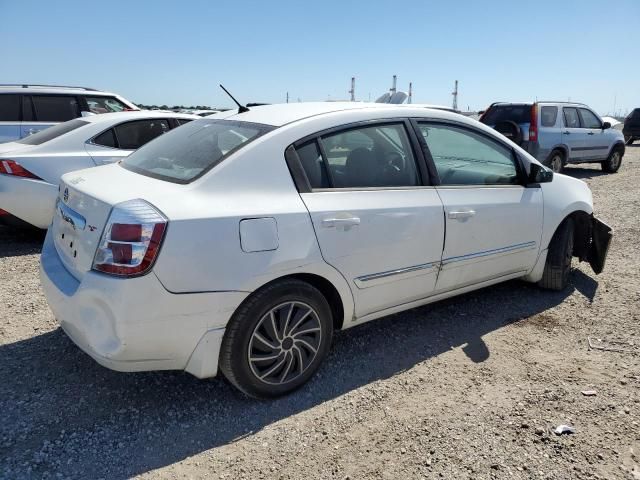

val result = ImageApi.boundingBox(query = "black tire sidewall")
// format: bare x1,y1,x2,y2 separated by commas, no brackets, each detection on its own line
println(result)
602,147,622,173
221,281,333,398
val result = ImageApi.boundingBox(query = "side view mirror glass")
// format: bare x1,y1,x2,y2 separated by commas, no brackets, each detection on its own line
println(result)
528,162,553,184
602,122,611,130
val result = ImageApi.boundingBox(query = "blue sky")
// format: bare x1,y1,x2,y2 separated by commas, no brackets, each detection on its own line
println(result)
2,0,638,114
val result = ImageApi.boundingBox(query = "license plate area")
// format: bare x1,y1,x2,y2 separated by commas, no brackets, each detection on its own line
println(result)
54,200,86,263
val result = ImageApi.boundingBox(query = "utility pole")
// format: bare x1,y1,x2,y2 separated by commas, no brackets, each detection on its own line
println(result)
452,80,458,111
348,77,355,101
286,92,289,104
408,82,413,104
391,75,397,94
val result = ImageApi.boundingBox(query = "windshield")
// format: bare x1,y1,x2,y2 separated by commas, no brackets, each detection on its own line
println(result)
481,104,532,125
121,119,274,183
17,119,90,145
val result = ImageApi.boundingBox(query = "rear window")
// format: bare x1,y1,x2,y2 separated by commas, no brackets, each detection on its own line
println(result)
0,94,20,121
481,104,532,125
17,119,89,145
121,119,274,183
540,106,558,127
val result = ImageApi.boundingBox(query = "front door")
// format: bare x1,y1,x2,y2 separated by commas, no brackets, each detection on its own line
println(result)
414,121,543,292
578,108,609,160
295,122,445,318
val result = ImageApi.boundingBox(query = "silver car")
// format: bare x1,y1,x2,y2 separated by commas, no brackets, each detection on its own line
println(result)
480,101,625,173
0,84,138,143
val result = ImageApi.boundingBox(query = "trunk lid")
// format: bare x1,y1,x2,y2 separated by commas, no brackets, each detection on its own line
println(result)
52,163,186,280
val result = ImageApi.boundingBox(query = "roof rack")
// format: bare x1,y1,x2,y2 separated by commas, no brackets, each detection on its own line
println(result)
535,100,587,106
0,84,98,91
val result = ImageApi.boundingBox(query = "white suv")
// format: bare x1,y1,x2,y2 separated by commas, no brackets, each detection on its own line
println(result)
0,84,138,143
40,102,612,398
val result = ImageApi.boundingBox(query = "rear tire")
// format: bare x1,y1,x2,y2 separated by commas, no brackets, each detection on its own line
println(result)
219,279,333,398
601,147,623,173
538,218,574,291
546,150,565,173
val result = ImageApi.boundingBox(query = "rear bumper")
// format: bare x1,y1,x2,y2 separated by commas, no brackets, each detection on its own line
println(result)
0,175,57,229
39,230,248,378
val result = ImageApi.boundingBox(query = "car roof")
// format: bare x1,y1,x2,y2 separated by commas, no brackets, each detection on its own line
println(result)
0,85,118,96
213,102,452,127
81,111,198,123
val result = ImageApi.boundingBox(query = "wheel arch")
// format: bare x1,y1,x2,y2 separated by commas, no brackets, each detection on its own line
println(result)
544,145,568,164
607,140,625,158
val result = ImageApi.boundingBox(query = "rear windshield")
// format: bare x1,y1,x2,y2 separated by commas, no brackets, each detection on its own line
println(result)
17,119,89,145
481,104,532,125
121,119,274,183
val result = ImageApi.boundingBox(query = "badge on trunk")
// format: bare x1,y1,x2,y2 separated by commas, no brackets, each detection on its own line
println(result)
63,188,69,203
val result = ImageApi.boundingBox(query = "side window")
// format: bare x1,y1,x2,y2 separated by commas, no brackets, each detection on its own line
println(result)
32,95,80,122
417,123,519,186
93,129,117,148
578,108,601,129
296,140,329,189
540,106,558,127
316,123,420,188
0,95,20,121
176,118,193,126
21,96,34,121
563,107,581,128
84,96,129,114
114,119,170,149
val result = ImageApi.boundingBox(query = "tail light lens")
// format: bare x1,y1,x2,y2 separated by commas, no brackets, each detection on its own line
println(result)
529,104,538,142
92,199,167,277
0,159,42,179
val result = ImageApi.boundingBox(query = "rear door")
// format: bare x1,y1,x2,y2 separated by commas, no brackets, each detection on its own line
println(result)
414,121,543,292
85,118,171,165
562,107,587,162
578,108,608,160
0,94,21,142
21,95,81,138
293,121,445,318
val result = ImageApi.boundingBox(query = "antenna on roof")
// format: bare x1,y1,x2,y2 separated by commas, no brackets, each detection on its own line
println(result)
219,84,249,113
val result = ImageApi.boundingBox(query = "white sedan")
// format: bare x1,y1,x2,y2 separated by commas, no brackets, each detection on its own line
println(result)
39,102,612,398
0,111,197,228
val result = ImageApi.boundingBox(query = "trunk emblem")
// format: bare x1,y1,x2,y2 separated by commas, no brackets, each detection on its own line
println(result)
63,188,69,202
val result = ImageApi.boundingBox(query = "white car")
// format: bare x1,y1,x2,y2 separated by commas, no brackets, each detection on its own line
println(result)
0,111,197,228
39,102,612,398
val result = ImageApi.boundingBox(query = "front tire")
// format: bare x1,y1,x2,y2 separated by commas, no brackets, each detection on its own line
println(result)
538,218,574,291
601,147,623,173
219,279,333,398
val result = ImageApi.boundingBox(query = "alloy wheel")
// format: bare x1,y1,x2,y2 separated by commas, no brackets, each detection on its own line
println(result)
248,301,322,385
610,151,621,170
550,155,563,173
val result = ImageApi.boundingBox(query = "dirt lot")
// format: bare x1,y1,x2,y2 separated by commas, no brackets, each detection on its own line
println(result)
1,146,639,480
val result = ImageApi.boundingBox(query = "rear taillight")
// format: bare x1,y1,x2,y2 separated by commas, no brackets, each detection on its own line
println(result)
529,104,538,142
0,159,42,179
92,199,167,277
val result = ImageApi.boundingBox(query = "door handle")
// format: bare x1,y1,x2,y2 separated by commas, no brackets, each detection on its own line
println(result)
448,209,476,220
321,216,361,228
587,132,594,135
563,131,571,135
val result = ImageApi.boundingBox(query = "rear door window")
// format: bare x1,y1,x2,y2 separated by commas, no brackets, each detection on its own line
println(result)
121,119,273,183
114,119,170,149
314,123,420,188
481,105,532,125
93,129,117,148
578,108,601,129
563,108,581,128
540,106,558,127
32,95,80,122
0,94,20,121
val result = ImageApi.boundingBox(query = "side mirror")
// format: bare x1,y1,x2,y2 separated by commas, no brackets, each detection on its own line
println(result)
602,122,611,130
528,162,553,184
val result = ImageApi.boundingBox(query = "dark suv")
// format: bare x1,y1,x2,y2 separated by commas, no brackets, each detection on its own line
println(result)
0,84,138,143
623,109,640,145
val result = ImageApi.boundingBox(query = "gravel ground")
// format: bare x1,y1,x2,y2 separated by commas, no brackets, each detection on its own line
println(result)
1,146,639,480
